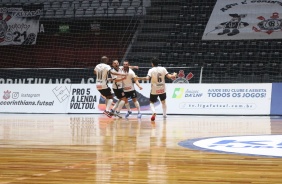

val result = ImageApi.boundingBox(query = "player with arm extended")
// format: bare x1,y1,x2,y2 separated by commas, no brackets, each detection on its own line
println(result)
94,56,127,118
136,57,177,121
122,60,143,119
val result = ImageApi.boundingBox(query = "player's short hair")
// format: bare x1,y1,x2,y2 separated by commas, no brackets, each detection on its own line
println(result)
123,60,129,65
151,57,159,66
101,56,109,63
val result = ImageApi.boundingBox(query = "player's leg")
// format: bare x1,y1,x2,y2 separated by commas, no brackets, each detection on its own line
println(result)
100,88,113,118
124,103,132,118
124,92,132,118
159,93,167,118
132,97,141,118
114,89,126,118
150,94,158,121
110,99,120,115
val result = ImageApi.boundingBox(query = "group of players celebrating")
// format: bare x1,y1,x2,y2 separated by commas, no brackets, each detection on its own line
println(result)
94,56,177,121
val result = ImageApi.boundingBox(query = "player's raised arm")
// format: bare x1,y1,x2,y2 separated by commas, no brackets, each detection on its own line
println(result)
129,66,139,70
113,76,127,82
166,72,177,79
136,76,150,81
110,70,128,76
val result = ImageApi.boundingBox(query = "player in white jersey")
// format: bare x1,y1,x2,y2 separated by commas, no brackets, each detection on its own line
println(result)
122,60,143,119
109,60,128,118
94,56,127,118
137,57,177,121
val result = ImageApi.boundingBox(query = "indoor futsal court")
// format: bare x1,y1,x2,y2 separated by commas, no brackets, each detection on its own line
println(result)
1,113,282,183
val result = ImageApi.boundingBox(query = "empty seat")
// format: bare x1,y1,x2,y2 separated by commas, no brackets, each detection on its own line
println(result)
65,9,74,17
253,63,265,76
55,9,65,17
101,0,110,7
61,1,71,9
94,7,105,16
51,2,61,9
44,9,55,18
172,42,184,53
240,63,253,75
111,0,120,7
126,6,136,16
43,1,51,10
159,52,168,61
267,62,281,76
271,51,281,59
137,6,143,15
80,0,90,8
182,23,192,32
10,0,19,3
106,7,115,16
91,0,100,7
121,0,130,8
115,7,125,16
85,8,94,17
131,0,141,7
75,8,84,17
212,63,227,76
229,63,241,76
71,1,80,8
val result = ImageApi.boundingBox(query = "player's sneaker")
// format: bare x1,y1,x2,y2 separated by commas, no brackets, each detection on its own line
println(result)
137,113,142,119
98,95,115,111
109,109,115,116
151,113,156,121
103,110,112,118
125,111,132,118
115,111,122,119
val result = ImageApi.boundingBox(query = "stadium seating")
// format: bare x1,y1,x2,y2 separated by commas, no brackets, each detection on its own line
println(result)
0,0,282,83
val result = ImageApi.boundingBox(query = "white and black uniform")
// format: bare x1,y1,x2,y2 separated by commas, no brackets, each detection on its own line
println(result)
94,63,112,96
122,68,138,99
147,66,168,102
110,67,125,99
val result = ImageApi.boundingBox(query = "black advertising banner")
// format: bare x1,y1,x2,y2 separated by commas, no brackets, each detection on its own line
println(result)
0,67,201,84
0,69,95,84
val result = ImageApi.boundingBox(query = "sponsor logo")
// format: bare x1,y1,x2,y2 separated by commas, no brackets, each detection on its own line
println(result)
172,70,193,83
172,88,203,98
179,135,282,157
12,92,19,99
52,86,70,103
2,90,40,100
253,12,282,34
184,89,203,98
172,88,184,98
3,90,11,100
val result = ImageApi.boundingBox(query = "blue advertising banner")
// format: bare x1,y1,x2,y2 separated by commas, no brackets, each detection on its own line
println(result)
270,83,282,115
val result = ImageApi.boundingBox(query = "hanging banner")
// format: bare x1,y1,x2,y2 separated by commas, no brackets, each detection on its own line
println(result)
0,5,42,45
202,0,282,40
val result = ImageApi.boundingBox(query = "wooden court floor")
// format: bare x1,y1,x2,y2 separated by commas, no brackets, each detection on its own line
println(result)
1,114,282,184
